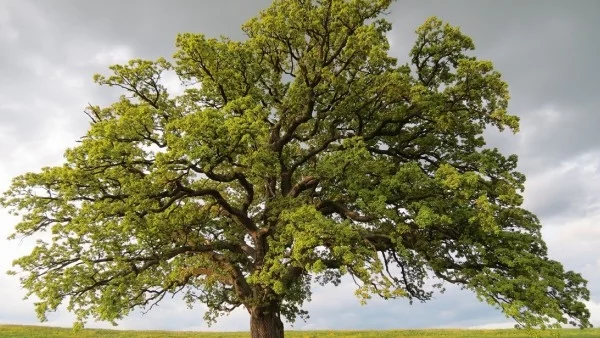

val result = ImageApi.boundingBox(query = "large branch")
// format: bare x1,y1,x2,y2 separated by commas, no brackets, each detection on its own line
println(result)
289,176,319,198
317,200,377,222
176,182,258,233
271,93,316,154
186,161,254,212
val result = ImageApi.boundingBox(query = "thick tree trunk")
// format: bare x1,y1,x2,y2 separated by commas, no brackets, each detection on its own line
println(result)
249,307,284,338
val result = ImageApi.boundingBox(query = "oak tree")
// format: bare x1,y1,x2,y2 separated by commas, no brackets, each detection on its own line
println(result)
2,1,591,337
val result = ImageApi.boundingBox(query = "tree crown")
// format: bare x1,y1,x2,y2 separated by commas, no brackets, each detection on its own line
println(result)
1,0,591,332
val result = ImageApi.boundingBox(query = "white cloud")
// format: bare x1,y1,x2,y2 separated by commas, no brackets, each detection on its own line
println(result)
162,69,186,97
523,150,600,221
584,301,600,327
92,46,134,66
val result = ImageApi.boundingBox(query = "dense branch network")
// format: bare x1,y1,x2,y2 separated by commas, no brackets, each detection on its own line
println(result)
1,0,590,334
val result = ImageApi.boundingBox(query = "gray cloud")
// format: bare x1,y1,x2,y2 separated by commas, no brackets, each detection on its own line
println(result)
389,1,600,172
30,0,273,57
1,0,598,331
299,281,509,330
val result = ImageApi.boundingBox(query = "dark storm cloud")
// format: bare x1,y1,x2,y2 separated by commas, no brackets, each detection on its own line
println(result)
1,0,598,330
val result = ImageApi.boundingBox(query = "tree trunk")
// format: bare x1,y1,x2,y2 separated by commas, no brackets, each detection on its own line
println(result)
249,307,284,338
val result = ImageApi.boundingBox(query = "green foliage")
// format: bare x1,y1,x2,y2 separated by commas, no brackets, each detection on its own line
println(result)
1,0,591,333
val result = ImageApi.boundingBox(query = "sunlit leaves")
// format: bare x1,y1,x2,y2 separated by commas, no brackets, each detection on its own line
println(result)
1,0,591,332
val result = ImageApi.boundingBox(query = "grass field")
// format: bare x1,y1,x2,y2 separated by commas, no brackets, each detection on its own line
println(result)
0,325,598,338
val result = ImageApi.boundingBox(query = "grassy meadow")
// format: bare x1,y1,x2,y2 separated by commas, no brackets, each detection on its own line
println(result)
0,325,598,338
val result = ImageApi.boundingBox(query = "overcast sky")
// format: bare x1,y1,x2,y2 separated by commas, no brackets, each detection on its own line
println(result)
1,0,599,332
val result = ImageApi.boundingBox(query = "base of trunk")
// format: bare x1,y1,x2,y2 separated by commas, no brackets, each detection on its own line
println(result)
250,308,284,338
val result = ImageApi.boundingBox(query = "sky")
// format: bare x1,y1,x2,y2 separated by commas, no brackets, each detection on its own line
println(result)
0,0,599,332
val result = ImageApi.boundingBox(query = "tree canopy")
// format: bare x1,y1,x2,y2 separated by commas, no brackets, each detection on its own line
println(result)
1,0,591,337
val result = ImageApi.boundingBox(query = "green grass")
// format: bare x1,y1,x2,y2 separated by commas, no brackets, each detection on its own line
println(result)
0,325,598,338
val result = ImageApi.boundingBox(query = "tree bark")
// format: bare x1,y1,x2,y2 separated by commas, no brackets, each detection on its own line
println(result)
249,307,284,338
